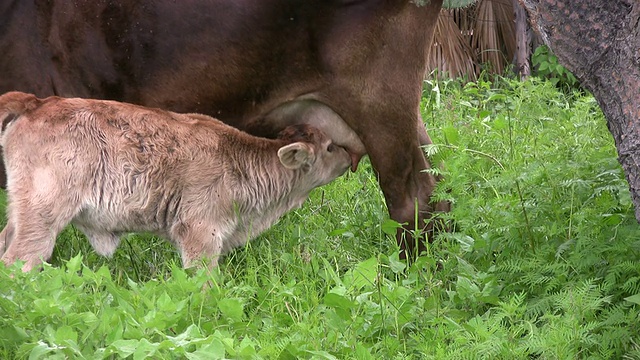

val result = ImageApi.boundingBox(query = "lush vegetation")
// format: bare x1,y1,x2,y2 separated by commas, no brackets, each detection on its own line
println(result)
1,77,639,359
531,45,579,92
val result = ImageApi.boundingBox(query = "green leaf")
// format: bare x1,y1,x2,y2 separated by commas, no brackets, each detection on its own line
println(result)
109,339,139,358
33,299,61,317
354,342,375,360
456,276,480,301
305,350,338,360
443,125,460,145
381,219,402,237
487,93,507,102
218,298,244,322
343,257,378,290
323,292,355,311
221,336,235,355
624,293,640,305
106,321,124,344
459,100,475,107
452,234,475,252
238,337,257,358
65,253,83,273
478,109,492,120
186,339,226,360
156,292,177,313
28,342,55,360
54,325,78,344
167,324,202,348
132,338,159,360
0,325,29,346
538,61,549,71
388,252,407,274
492,116,508,131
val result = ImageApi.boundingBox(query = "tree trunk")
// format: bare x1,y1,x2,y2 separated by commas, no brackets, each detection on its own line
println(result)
513,0,530,79
520,0,640,222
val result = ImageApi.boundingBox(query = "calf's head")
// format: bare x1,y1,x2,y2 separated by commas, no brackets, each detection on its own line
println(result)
277,124,351,187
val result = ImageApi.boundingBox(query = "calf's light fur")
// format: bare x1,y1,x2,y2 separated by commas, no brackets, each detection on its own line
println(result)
0,91,351,271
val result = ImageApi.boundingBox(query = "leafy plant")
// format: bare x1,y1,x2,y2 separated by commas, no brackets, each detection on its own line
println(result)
532,45,579,91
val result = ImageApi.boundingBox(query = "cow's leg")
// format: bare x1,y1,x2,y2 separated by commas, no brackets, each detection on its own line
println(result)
170,221,223,269
360,113,444,259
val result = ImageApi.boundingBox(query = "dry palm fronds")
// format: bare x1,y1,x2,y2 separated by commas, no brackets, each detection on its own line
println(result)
493,0,517,65
427,9,477,79
427,0,518,79
472,0,503,73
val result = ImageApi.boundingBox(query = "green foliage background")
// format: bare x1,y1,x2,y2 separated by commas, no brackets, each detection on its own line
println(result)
1,77,639,359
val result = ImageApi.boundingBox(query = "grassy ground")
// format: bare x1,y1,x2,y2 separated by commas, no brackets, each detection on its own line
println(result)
1,77,639,359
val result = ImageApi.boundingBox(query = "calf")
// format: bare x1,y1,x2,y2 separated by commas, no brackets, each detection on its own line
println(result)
0,92,351,272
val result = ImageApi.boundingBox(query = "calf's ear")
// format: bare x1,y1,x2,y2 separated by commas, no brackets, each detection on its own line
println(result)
278,142,315,169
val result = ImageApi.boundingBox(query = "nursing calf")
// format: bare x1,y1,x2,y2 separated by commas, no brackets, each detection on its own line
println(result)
0,92,351,271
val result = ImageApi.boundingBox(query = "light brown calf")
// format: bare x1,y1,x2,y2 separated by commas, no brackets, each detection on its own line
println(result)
0,91,351,271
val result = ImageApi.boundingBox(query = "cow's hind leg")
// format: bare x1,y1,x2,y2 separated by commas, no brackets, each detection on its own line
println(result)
357,111,445,260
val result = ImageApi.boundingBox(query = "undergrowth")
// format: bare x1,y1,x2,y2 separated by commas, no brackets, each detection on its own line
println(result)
1,76,639,359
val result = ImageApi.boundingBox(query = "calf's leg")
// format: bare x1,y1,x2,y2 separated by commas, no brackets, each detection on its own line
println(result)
1,211,70,272
170,221,224,269
0,221,15,257
1,182,79,271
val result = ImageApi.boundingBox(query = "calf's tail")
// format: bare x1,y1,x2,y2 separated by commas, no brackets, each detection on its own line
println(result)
0,91,40,134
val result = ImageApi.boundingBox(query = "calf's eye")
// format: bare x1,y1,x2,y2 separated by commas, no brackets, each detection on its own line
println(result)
327,143,336,153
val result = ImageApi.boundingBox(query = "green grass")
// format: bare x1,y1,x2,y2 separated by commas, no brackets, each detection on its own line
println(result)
1,76,640,359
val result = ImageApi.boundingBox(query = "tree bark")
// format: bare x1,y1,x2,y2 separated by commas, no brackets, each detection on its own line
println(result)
513,0,531,79
520,0,640,222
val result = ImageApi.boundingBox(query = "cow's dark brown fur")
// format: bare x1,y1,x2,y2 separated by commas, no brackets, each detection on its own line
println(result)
0,0,447,256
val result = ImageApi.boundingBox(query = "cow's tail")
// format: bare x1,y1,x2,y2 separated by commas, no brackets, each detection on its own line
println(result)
0,91,40,136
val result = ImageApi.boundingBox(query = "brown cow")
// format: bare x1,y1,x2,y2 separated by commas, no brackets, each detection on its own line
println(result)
0,0,447,256
0,92,351,272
